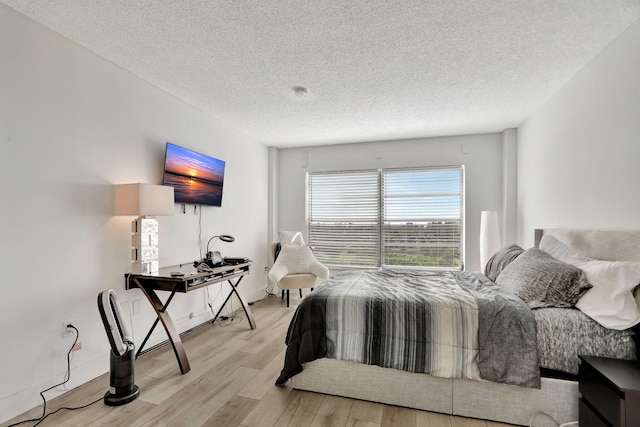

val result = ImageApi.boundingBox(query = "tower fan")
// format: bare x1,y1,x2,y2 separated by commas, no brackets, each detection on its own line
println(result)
97,290,140,406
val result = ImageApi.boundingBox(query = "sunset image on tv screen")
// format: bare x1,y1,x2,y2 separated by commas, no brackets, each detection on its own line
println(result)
163,143,225,206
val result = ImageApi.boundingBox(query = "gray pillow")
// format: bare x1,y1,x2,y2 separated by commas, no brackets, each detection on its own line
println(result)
496,247,592,309
484,243,524,282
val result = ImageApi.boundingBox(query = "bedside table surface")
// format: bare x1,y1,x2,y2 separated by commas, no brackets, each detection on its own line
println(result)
580,355,640,392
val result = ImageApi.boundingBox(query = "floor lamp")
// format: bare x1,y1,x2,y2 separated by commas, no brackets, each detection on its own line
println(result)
479,210,501,271
114,183,175,274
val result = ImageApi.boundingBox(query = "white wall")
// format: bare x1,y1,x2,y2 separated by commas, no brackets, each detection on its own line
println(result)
275,132,510,272
517,19,640,247
0,5,269,422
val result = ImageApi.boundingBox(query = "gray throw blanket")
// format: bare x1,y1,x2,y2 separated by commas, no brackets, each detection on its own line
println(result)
457,271,540,387
275,269,540,388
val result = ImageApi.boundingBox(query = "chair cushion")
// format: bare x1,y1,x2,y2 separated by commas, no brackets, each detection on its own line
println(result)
278,274,317,290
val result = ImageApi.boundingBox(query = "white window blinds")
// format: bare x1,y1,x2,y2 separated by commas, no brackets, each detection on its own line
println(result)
307,170,380,267
307,166,464,269
382,168,463,268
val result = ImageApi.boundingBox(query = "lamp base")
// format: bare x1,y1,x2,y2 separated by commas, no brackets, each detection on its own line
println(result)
131,217,160,274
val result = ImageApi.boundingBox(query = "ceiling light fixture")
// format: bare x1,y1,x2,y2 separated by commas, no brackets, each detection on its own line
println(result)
292,86,309,97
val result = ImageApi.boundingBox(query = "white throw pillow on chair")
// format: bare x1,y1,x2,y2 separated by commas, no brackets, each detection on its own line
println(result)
269,244,329,283
278,230,305,246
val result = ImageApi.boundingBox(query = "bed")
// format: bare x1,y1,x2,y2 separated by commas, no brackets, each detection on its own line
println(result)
275,229,640,426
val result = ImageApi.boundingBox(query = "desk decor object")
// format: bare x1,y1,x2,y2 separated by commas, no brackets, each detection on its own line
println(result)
126,261,254,374
114,183,174,274
197,234,235,269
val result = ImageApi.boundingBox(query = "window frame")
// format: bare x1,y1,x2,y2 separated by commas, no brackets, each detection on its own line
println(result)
306,165,465,270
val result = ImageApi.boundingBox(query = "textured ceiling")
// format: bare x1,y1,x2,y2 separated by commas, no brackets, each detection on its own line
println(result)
3,1,640,148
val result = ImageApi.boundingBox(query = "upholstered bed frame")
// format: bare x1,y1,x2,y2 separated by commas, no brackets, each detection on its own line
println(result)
288,229,640,426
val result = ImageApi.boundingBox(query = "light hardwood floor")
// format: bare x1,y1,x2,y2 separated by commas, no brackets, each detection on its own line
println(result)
3,292,517,427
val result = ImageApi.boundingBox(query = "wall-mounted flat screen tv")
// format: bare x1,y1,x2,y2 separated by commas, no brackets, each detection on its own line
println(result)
163,142,226,206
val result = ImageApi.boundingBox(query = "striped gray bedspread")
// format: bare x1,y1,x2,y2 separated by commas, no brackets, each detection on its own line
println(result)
276,269,540,388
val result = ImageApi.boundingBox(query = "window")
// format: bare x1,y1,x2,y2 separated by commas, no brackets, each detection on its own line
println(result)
307,166,464,269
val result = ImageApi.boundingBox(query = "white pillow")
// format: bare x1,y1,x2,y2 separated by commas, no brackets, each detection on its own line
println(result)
278,230,305,246
540,235,640,330
268,244,329,283
539,235,588,264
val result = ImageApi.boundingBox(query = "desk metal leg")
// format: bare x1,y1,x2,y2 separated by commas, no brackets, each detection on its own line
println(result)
135,280,191,374
136,288,178,360
230,276,256,329
213,276,256,330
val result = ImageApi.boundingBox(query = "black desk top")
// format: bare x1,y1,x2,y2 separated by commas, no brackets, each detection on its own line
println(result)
125,261,251,293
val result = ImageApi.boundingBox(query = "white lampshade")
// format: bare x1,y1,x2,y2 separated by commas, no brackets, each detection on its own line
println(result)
479,210,501,271
114,183,174,216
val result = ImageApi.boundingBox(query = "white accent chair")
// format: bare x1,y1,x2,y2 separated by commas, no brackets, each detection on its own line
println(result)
271,243,317,307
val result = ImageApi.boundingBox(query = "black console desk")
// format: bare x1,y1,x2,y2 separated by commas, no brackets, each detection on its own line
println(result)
126,261,254,374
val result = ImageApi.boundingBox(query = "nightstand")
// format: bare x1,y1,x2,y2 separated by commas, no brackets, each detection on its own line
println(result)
579,355,640,427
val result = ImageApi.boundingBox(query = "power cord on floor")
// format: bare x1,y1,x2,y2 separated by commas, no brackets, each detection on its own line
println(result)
7,325,102,427
265,281,277,297
529,411,578,427
216,314,244,327
264,266,277,297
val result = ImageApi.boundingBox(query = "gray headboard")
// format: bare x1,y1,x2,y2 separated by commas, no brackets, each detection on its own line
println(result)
534,228,640,262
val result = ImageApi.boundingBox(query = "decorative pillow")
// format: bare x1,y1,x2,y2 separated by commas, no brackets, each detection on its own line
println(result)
278,230,305,246
484,244,524,282
540,235,640,330
538,235,588,264
495,247,592,309
268,244,330,283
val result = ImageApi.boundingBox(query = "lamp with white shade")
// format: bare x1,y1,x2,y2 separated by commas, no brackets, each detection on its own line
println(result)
114,183,174,274
479,210,501,271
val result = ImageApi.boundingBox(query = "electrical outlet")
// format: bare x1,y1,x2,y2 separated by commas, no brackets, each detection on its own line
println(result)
132,299,141,315
61,319,75,337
